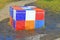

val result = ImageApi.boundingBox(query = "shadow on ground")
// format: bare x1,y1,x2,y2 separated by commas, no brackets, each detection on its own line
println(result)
0,18,46,40
0,13,60,40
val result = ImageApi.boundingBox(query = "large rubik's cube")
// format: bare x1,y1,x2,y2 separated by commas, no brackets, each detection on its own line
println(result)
9,6,45,30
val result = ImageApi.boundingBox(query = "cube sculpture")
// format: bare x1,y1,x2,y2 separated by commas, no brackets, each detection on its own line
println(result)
9,6,45,30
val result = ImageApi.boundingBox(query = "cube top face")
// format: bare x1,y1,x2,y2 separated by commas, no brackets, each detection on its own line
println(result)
10,6,45,12
12,6,23,10
10,6,44,10
11,6,33,10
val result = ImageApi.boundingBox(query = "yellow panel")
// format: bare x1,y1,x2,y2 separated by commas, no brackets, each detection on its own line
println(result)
25,21,34,30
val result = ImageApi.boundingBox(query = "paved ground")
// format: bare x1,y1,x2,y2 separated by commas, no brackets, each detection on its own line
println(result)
0,18,46,40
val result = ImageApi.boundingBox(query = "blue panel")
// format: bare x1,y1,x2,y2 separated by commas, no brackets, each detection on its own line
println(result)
16,12,26,14
35,20,44,28
10,7,13,17
10,11,13,17
16,10,26,12
13,20,15,28
16,13,26,20
10,7,13,12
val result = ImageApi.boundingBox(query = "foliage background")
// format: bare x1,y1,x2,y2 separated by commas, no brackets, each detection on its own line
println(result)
36,0,60,14
0,0,60,14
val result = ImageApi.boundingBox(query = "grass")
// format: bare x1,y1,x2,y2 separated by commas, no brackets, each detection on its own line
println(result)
0,0,20,10
0,0,9,9
35,0,60,14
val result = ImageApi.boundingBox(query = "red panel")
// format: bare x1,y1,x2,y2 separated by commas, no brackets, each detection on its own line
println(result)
16,21,25,30
34,8,45,20
36,12,44,20
34,8,45,12
12,6,23,10
10,16,13,26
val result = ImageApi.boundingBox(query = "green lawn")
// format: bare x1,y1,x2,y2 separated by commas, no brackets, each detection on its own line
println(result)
36,0,60,14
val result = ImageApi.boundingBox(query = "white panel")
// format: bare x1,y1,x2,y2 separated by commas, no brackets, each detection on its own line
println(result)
13,10,16,20
28,6,36,8
22,7,31,10
26,10,36,20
